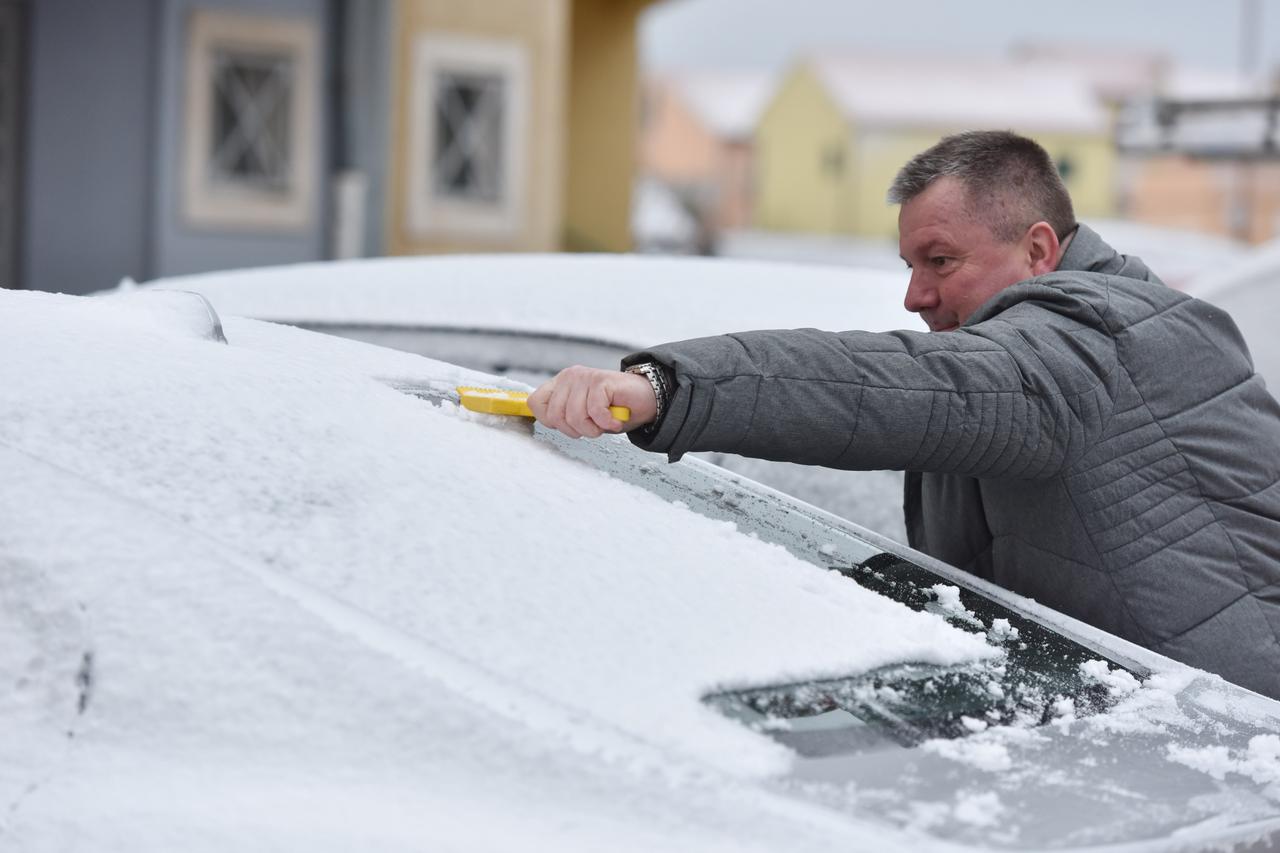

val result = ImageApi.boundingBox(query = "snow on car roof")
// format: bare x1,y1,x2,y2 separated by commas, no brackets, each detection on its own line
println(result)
139,253,922,345
3,289,993,848
1181,236,1280,397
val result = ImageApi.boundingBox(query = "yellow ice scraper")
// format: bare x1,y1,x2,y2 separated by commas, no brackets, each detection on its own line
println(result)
456,387,630,422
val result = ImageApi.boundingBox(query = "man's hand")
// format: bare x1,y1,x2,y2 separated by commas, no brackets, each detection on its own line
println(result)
527,365,658,438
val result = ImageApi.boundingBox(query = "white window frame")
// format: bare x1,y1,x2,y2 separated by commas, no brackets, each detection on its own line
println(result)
182,9,318,232
407,35,529,240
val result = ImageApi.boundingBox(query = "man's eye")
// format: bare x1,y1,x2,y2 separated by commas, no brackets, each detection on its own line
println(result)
930,256,950,268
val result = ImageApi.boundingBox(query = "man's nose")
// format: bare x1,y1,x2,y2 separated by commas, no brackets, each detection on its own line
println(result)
904,271,937,313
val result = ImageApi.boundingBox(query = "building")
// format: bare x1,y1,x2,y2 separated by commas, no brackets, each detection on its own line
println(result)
1116,68,1280,244
639,69,774,237
753,54,1114,240
6,0,658,295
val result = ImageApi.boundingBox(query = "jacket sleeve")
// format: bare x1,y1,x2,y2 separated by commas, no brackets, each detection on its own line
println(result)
623,296,1119,479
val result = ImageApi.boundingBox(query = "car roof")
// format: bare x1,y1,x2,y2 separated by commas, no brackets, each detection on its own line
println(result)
140,253,925,346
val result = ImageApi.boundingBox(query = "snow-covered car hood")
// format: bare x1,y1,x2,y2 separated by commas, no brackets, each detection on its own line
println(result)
4,288,1279,852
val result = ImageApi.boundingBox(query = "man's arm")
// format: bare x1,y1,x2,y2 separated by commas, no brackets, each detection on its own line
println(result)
531,289,1120,479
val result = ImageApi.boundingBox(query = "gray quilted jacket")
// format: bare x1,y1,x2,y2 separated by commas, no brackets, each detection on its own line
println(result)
625,225,1280,699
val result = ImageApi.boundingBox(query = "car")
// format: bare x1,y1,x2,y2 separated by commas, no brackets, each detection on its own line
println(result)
4,279,1279,852
1185,236,1280,396
133,253,921,543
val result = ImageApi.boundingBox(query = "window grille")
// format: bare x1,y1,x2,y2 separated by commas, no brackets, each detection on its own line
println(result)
406,36,528,240
210,50,294,192
432,72,505,204
181,9,318,231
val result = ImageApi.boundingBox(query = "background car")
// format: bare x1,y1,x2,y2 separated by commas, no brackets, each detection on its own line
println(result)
4,282,1279,851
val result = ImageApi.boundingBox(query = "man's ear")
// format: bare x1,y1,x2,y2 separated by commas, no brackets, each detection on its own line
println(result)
1026,221,1060,276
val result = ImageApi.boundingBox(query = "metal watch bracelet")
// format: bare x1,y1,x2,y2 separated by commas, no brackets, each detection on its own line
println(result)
624,361,671,430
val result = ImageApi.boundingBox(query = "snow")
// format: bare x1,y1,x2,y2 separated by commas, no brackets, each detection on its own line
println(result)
809,54,1106,134
951,791,1005,828
1167,735,1280,793
922,739,1012,773
141,253,921,346
140,255,920,543
1078,660,1142,698
1,288,995,850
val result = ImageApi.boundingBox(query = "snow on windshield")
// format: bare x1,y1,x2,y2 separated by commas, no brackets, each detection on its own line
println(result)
1,289,993,789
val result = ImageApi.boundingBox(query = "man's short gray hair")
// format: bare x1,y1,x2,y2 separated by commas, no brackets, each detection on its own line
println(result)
887,130,1077,242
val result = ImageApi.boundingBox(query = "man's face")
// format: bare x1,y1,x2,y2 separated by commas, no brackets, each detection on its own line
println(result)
898,176,1039,332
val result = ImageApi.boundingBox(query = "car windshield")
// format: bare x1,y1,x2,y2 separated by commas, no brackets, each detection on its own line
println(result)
531,425,1280,851
705,552,1126,757
536,424,1141,747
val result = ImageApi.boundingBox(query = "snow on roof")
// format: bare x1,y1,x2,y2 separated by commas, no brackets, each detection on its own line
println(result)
662,68,777,141
1008,43,1165,102
141,254,923,344
1162,66,1275,100
2,287,992,847
808,54,1108,134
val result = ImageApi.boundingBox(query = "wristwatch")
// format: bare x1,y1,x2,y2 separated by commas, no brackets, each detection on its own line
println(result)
624,361,672,430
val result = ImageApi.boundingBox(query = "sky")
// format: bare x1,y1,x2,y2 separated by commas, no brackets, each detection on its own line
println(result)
640,0,1280,77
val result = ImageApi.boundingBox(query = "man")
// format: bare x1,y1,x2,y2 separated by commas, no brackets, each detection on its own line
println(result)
528,130,1280,700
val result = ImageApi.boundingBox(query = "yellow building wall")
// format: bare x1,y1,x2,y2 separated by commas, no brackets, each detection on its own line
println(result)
755,63,1115,239
563,0,652,252
853,129,1115,239
754,66,857,234
386,0,568,255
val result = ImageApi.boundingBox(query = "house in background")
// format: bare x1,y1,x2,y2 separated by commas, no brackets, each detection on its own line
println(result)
387,0,658,257
1116,68,1280,244
639,69,774,239
752,54,1114,240
8,0,659,295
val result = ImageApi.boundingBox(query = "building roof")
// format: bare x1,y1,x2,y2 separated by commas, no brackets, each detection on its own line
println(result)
660,68,776,141
807,54,1108,134
1009,42,1167,103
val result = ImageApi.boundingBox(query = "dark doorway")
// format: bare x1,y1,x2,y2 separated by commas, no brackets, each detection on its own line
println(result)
0,1,24,289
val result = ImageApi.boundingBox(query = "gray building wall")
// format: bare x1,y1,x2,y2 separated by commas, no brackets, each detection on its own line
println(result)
337,0,391,257
22,0,158,295
21,0,400,293
151,0,332,278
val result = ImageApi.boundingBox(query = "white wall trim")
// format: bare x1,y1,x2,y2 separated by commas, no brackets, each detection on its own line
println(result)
406,34,529,241
181,8,319,232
